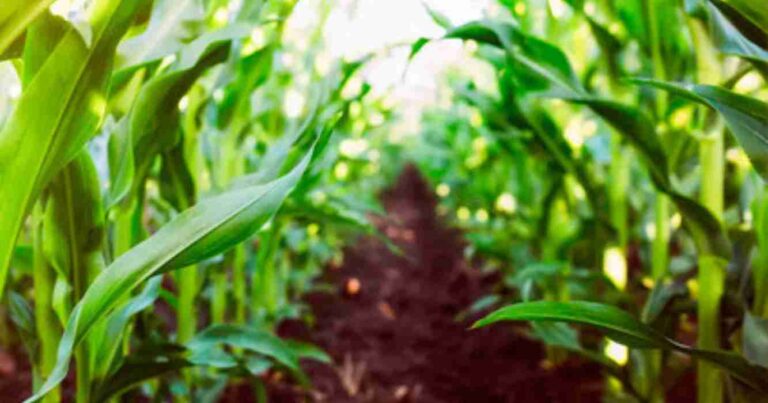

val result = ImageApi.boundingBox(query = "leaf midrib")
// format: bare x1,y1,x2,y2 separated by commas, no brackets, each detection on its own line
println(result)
79,178,283,337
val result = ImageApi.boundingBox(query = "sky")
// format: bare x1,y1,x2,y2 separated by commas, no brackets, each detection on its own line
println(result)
289,0,495,134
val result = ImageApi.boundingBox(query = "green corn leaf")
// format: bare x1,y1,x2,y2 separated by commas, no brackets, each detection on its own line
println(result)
446,20,584,99
10,245,33,274
515,100,607,222
25,143,315,402
187,324,300,371
422,2,453,29
0,0,149,298
531,322,623,374
408,37,430,63
532,322,584,351
640,280,688,324
0,32,25,61
568,98,671,188
89,276,163,380
0,0,56,55
284,340,332,364
474,301,669,348
108,25,249,207
42,151,105,286
443,21,669,186
446,21,669,188
474,301,768,392
434,19,732,259
585,16,624,81
20,11,69,85
634,78,768,181
105,118,134,208
722,0,768,34
117,0,205,71
187,324,314,386
705,1,768,64
282,197,375,235
95,356,188,402
159,143,197,212
216,45,275,129
668,193,731,257
92,342,190,402
93,327,328,401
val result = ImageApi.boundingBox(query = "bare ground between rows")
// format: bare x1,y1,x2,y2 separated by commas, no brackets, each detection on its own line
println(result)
260,165,605,403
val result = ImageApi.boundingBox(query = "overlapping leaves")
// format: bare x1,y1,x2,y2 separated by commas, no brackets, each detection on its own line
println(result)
0,0,150,298
26,139,319,402
418,19,731,258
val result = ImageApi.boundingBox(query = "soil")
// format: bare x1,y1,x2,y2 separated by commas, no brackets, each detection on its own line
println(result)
265,165,605,402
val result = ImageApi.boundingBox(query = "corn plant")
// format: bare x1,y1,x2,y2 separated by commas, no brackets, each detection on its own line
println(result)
412,0,767,401
0,0,393,401
3,0,767,401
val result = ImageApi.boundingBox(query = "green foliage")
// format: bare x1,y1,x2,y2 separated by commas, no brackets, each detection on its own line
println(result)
408,0,768,401
474,301,768,392
1,0,767,401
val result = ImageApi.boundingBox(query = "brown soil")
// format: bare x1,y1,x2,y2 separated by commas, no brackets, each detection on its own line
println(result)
266,165,604,402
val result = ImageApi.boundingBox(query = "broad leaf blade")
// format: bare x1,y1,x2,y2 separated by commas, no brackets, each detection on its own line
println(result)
0,0,148,298
25,148,314,402
473,301,669,348
188,324,299,371
116,0,204,70
474,301,768,391
0,0,56,55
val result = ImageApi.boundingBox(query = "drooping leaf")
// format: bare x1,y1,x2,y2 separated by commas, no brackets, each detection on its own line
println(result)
585,16,624,81
434,19,731,259
635,78,768,181
408,37,430,63
440,21,666,182
474,301,768,391
446,20,584,99
105,118,134,208
474,301,669,348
